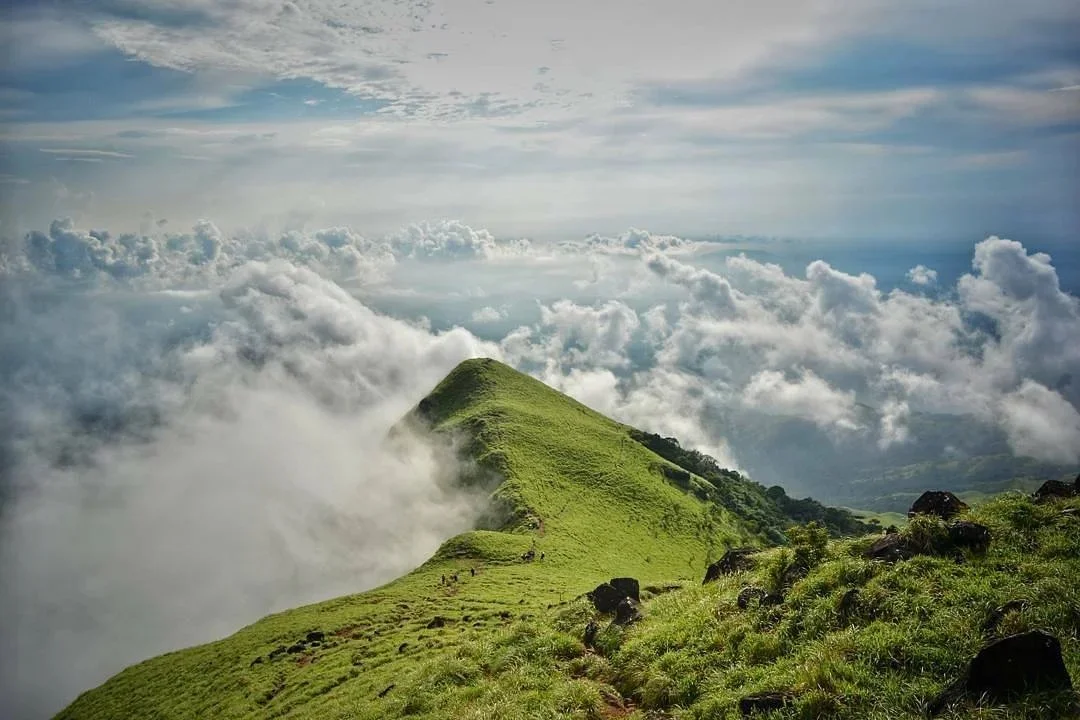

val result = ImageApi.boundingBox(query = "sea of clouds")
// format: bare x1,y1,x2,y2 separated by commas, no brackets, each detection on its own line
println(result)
1,217,1078,717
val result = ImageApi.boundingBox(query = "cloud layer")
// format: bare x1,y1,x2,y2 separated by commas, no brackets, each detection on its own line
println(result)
1,217,1078,717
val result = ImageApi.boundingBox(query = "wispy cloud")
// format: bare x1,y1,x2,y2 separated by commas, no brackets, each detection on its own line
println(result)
39,148,135,159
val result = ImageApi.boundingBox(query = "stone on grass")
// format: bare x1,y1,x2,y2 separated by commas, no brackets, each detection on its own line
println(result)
703,548,757,583
929,630,1073,715
909,491,968,520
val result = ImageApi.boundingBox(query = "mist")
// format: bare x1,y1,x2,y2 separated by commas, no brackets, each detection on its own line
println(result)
0,259,494,718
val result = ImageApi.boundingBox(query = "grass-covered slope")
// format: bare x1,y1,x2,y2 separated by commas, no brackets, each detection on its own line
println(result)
60,358,832,719
350,493,1080,720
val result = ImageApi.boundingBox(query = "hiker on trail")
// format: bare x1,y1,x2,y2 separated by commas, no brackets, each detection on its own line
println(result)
470,567,476,577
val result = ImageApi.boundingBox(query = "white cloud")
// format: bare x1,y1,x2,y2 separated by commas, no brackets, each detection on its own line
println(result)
390,220,531,260
999,380,1080,464
742,368,860,432
0,257,498,717
906,264,938,285
471,305,506,323
39,148,135,159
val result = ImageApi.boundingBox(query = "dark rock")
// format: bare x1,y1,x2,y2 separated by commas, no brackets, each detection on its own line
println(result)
948,521,991,552
286,644,304,654
305,631,324,643
614,598,641,625
838,588,860,616
584,620,599,648
739,692,793,716
865,533,916,562
703,548,757,583
930,631,1073,715
588,583,625,613
498,611,512,619
249,656,263,668
909,491,969,520
737,586,768,610
397,643,408,653
609,577,640,602
981,600,1028,637
1033,479,1077,502
377,684,395,698
268,645,287,660
426,616,446,629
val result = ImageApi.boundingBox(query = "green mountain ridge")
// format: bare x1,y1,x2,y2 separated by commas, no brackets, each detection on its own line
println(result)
56,359,1080,720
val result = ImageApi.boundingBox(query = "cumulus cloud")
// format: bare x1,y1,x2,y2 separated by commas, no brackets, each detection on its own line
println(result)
8,218,396,286
472,305,508,323
998,380,1080,464
907,264,938,285
390,220,531,260
0,259,498,718
742,368,860,432
574,228,700,256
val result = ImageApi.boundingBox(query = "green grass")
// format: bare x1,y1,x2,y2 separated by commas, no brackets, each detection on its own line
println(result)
57,359,1080,719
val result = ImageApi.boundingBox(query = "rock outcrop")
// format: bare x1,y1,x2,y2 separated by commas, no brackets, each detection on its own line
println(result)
909,491,968,520
588,577,641,613
703,548,757,583
930,631,1073,715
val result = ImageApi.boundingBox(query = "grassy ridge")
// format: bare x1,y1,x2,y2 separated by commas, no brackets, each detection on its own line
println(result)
57,359,770,719
58,359,1073,720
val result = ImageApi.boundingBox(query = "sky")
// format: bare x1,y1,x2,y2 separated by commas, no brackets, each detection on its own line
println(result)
1,0,1078,239
1,3,1080,718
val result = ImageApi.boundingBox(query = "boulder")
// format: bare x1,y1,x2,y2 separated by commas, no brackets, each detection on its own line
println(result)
614,598,642,625
948,521,991,553
909,491,968,520
930,631,1073,715
739,692,793,716
306,631,324,643
426,616,446,629
588,583,625,613
1033,479,1077,502
865,533,916,563
609,577,640,602
703,548,757,583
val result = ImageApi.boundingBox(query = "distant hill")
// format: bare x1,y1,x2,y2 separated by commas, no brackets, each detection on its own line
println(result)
56,360,1079,719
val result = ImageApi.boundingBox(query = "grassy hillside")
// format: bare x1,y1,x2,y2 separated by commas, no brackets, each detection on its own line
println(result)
56,359,1077,719
57,358,850,719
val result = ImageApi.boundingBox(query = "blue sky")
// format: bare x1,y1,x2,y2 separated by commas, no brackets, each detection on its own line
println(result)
0,0,1077,241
